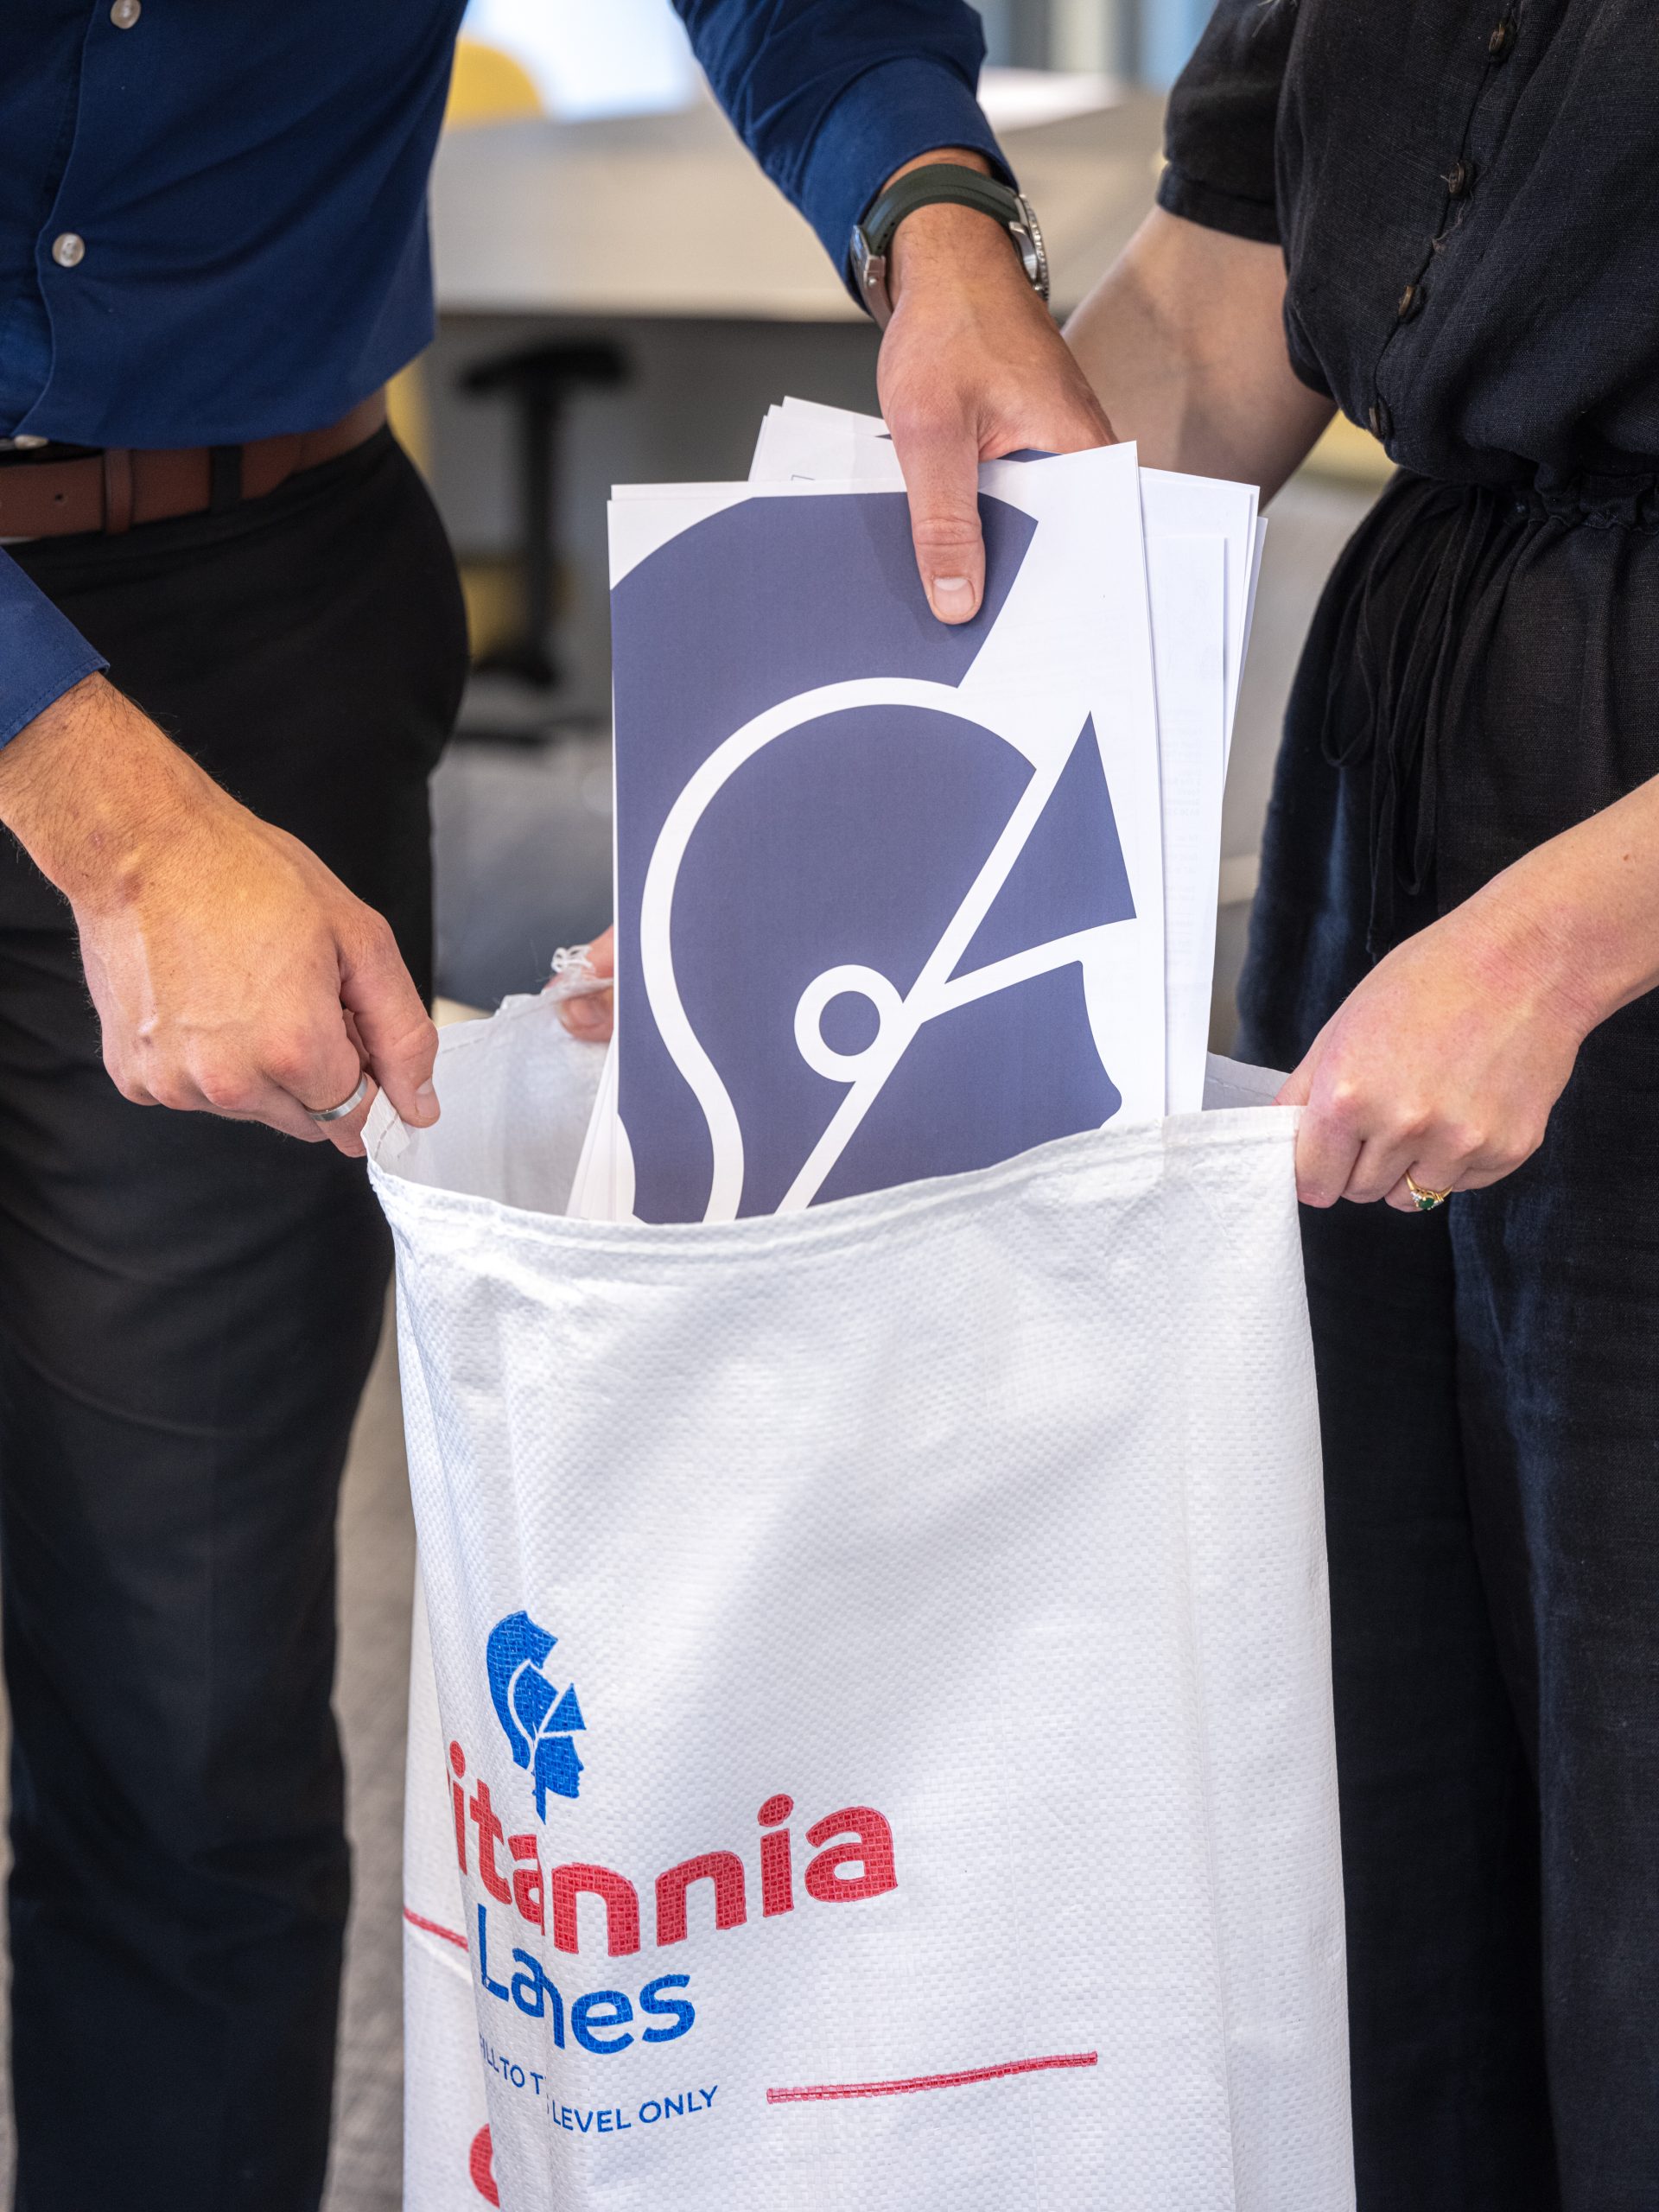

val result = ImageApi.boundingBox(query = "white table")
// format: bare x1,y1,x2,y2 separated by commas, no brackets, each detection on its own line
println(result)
431,89,1166,324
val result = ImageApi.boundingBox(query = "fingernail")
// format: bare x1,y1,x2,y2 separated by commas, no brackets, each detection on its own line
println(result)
415,1079,439,1122
932,576,971,601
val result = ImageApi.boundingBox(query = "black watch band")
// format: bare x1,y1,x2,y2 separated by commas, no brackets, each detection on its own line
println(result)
849,163,1050,329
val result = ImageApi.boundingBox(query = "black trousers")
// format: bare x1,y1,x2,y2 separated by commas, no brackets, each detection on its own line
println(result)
1,430,467,2209
1240,471,1659,2212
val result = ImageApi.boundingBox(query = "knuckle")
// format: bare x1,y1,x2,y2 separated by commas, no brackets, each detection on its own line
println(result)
881,388,954,436
1487,1128,1540,1176
1319,1084,1364,1136
909,515,980,556
345,905,398,967
1440,1119,1484,1162
263,1035,319,1092
194,1058,259,1114
101,1047,143,1103
391,1013,438,1066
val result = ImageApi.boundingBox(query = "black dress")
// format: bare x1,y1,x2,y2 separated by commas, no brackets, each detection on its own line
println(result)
1160,7,1659,2209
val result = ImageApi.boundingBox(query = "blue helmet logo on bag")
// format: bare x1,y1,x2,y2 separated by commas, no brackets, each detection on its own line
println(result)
486,1610,586,1816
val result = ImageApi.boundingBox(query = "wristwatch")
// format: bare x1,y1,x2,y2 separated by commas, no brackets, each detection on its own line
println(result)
850,163,1050,330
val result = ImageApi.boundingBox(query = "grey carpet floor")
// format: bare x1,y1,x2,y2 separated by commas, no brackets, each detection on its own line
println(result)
324,1313,419,2211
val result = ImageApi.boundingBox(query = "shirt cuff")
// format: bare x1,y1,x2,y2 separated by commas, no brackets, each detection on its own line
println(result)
798,56,1014,295
1154,161,1280,247
0,553,108,747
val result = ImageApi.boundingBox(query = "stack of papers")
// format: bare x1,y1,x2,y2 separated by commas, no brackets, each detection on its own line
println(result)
572,397,1263,1224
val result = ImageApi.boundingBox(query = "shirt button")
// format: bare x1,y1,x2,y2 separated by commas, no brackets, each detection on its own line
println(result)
1396,282,1426,321
1445,159,1474,198
110,0,141,22
51,232,86,269
1488,19,1512,57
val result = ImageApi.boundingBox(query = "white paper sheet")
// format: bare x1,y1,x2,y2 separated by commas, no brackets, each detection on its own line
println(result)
749,399,1240,1114
1146,534,1226,1111
602,444,1170,1220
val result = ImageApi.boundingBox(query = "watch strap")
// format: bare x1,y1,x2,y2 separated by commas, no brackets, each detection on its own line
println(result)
859,163,1027,260
851,164,1047,328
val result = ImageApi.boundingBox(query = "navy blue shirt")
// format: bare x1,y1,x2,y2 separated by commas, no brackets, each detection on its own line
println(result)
0,0,1004,746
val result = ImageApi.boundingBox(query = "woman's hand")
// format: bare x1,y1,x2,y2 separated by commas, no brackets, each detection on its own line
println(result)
1279,899,1587,1211
1275,764,1659,1211
553,925,613,1042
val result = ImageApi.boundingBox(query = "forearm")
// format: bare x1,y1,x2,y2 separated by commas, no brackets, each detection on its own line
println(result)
1463,771,1659,1037
1064,207,1332,496
0,673,215,912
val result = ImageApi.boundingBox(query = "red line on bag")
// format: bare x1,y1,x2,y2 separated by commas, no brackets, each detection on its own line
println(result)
767,2050,1098,2103
404,1906,469,1952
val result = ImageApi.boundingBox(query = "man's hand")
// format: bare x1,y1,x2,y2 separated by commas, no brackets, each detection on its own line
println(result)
0,674,439,1158
877,150,1114,624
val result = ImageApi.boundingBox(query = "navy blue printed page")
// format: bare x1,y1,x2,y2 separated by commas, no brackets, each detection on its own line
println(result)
607,454,1165,1224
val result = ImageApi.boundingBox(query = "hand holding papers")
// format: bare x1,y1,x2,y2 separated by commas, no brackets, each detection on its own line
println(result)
575,404,1260,1223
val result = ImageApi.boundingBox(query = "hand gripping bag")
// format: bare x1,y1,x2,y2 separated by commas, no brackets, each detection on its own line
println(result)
370,993,1352,2212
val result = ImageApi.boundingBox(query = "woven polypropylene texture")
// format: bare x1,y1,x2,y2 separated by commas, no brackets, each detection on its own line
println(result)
372,999,1351,2212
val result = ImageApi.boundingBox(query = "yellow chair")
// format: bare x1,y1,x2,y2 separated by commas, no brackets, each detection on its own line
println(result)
443,36,542,128
1302,413,1394,488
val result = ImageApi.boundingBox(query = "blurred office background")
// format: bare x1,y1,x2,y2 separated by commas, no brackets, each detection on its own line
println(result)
0,10,1394,2210
416,0,1387,1046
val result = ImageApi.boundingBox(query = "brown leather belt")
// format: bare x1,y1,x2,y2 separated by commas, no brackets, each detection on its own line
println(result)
0,390,388,540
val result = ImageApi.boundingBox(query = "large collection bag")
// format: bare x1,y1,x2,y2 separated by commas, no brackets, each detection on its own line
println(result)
369,992,1352,2212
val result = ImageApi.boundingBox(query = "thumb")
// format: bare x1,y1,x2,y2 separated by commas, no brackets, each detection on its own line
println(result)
338,909,440,1128
890,418,985,625
1276,1058,1314,1108
1277,1010,1338,1108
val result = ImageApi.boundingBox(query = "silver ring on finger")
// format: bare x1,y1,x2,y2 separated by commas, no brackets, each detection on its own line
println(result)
305,1071,370,1124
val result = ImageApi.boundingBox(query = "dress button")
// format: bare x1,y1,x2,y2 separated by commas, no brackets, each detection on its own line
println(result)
110,0,141,22
51,232,86,269
1368,401,1393,442
1397,282,1426,321
1445,159,1473,198
1488,19,1512,57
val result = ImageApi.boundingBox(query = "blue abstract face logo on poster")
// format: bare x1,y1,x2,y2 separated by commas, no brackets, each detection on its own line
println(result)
611,491,1140,1224
486,1610,586,1816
